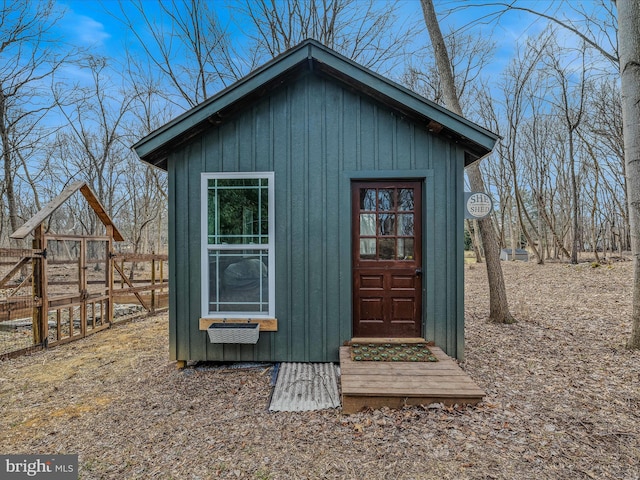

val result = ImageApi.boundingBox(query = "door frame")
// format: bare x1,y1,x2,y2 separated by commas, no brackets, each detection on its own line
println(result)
351,179,423,338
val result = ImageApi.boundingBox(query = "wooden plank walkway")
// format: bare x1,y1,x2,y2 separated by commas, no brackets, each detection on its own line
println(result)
340,345,485,414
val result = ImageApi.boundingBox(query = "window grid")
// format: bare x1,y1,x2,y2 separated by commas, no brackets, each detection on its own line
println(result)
201,173,275,318
359,187,416,261
207,179,269,246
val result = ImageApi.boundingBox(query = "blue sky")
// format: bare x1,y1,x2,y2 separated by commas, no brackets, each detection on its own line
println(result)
58,1,114,50
56,0,613,72
52,0,618,107
55,0,565,60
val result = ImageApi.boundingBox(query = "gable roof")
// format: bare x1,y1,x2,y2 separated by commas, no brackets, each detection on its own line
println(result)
11,181,124,242
133,39,498,170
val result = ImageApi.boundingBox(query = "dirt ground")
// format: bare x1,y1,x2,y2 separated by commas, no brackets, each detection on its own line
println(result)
0,260,638,479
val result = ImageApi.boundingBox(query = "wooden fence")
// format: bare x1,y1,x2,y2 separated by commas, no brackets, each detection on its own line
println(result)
0,243,168,359
111,253,169,318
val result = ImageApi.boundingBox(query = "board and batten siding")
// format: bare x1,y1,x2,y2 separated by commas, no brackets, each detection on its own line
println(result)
167,72,466,363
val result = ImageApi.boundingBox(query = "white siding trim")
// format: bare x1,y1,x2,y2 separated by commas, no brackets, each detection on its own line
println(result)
201,172,275,318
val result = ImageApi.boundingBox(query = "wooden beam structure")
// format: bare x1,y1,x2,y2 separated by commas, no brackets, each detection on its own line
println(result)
10,181,124,241
0,257,31,289
31,224,47,345
78,184,124,241
113,262,150,311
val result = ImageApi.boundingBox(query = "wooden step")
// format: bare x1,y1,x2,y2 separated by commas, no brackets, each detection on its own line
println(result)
339,346,484,414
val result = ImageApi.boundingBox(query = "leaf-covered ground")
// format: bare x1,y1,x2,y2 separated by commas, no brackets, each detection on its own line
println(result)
0,260,638,479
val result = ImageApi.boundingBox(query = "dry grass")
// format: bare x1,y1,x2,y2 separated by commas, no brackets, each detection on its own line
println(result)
0,260,639,479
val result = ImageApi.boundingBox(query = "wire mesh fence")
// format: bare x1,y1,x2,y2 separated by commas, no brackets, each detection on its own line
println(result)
0,245,168,359
0,248,41,357
111,253,169,323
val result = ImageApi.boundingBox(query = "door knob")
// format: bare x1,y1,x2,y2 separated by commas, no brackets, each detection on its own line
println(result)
415,268,423,277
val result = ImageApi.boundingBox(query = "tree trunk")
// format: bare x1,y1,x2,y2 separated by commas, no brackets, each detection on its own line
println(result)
0,90,19,233
617,0,640,349
466,219,483,263
468,164,515,322
509,196,517,260
569,128,580,264
421,0,514,323
538,195,572,258
591,161,601,264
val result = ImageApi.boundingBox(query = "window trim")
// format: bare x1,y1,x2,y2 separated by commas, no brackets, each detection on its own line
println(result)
201,172,275,318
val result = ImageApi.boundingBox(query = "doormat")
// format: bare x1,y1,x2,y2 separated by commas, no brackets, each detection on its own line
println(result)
269,363,341,412
350,343,438,362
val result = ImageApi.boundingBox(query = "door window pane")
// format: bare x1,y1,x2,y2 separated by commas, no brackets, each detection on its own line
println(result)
357,184,418,261
397,238,414,260
360,189,376,210
360,214,376,236
378,214,396,236
377,189,395,211
398,189,414,211
398,214,414,236
360,239,376,259
378,238,395,260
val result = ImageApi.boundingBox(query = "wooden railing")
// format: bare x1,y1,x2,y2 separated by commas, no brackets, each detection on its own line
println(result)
111,253,169,318
0,245,169,359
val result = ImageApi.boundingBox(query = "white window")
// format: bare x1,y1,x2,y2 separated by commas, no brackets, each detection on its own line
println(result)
201,173,275,318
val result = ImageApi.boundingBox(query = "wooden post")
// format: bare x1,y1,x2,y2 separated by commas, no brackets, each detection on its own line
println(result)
56,309,61,342
79,238,87,337
106,226,114,327
32,225,47,345
151,252,156,314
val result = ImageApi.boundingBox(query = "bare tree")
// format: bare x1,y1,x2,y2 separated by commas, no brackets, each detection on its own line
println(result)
459,0,639,346
118,156,165,254
120,51,170,252
445,1,618,67
116,0,248,109
401,31,495,263
587,78,628,250
615,0,640,349
52,55,134,233
520,104,571,261
473,86,512,254
401,30,495,115
495,32,556,264
420,0,514,324
241,0,421,75
0,0,67,234
544,43,589,264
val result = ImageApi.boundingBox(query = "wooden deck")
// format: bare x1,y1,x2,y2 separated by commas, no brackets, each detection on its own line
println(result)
340,345,485,414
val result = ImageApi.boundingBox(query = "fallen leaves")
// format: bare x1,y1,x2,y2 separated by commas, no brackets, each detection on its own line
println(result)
0,261,638,479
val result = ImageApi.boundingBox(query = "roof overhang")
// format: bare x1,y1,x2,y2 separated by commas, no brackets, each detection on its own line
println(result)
133,39,498,170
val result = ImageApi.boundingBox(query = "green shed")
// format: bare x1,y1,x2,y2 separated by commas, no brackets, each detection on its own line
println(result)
133,39,497,365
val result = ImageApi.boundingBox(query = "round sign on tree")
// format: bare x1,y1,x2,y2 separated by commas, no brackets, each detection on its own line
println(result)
464,192,493,219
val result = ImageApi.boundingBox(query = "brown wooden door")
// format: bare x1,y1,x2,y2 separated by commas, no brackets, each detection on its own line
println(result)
352,181,422,337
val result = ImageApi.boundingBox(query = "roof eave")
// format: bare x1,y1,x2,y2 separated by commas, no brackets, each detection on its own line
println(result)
134,43,316,168
134,40,498,169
